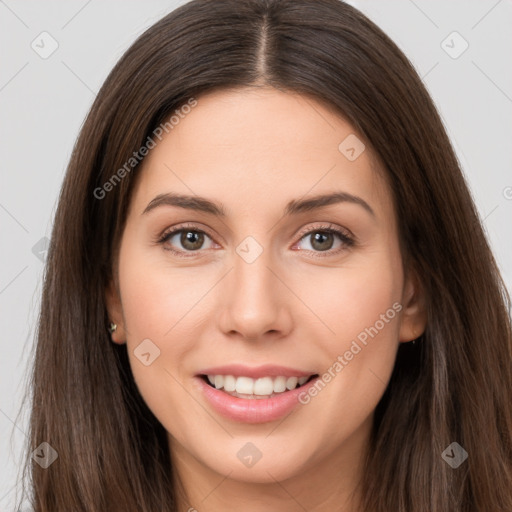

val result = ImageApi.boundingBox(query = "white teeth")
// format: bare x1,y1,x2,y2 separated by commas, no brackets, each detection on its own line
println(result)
235,376,254,395
253,377,274,395
204,374,313,396
286,376,298,390
214,375,224,389
223,375,236,392
273,376,287,393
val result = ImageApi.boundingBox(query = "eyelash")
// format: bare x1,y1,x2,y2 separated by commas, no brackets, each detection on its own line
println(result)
156,222,355,259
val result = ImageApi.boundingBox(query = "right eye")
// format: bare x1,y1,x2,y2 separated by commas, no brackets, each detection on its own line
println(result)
157,224,219,257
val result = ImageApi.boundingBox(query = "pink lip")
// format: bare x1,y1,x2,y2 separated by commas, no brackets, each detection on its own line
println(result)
197,364,315,379
194,374,319,424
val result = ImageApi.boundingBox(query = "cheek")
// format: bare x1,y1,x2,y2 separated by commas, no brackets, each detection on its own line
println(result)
119,242,209,339
293,253,402,422
116,244,202,423
295,252,402,347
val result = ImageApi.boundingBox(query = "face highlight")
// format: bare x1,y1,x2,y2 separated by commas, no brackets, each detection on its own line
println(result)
106,87,426,508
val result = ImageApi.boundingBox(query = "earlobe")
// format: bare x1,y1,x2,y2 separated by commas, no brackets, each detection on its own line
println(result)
105,280,127,344
398,270,428,343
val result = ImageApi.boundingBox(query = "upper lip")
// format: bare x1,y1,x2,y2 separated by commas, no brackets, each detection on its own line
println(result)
197,364,317,379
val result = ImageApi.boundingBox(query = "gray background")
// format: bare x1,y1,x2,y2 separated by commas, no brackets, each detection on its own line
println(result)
1,0,511,509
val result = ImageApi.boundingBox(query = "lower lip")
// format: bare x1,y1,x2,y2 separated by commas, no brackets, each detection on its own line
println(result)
195,376,319,424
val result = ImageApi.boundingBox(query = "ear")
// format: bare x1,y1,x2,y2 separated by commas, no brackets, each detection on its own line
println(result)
398,268,427,343
105,279,127,344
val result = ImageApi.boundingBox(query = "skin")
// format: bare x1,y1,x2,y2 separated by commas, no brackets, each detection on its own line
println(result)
106,86,427,512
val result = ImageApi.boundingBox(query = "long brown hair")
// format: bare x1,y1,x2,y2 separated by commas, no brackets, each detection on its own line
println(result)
17,0,512,510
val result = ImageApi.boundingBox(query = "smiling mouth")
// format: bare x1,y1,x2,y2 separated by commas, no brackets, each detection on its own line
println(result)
200,374,318,399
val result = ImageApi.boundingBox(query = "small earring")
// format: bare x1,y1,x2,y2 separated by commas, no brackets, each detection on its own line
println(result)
108,322,117,333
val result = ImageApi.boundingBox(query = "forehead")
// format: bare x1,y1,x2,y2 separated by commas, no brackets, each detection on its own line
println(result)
130,87,392,221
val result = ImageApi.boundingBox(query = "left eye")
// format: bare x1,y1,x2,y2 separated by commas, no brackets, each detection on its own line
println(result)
296,229,347,252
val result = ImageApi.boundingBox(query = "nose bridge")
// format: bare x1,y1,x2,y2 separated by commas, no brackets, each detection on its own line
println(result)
219,236,288,338
233,238,277,309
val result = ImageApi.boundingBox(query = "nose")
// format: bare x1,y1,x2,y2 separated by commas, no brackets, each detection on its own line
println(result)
217,246,293,342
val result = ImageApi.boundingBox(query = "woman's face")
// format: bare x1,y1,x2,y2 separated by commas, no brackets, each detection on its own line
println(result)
107,87,425,488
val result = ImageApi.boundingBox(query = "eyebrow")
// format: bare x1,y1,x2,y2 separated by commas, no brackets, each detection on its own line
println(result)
142,191,375,218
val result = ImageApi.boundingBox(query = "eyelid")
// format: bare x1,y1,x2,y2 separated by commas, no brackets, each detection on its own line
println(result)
158,222,216,240
294,222,354,243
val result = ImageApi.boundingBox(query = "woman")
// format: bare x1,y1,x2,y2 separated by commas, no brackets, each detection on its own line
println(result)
20,0,512,510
